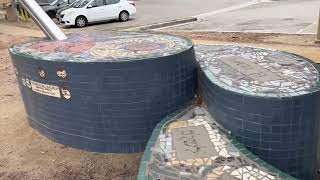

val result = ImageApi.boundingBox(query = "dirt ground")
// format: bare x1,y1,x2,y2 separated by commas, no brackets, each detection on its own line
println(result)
0,23,320,180
172,31,320,63
0,31,141,180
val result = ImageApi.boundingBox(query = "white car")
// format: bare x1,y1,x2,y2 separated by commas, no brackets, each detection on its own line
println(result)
58,0,136,27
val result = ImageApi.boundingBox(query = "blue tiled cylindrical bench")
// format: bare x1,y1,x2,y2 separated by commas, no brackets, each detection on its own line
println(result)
196,45,320,179
9,32,198,153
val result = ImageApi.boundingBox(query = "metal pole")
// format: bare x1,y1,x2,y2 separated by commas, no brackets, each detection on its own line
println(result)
316,9,320,43
17,0,67,40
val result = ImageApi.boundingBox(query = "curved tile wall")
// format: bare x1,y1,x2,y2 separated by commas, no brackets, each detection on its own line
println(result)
9,32,198,153
196,45,320,179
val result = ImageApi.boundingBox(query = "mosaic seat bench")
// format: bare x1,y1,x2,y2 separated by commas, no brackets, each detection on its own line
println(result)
138,106,297,180
9,32,320,179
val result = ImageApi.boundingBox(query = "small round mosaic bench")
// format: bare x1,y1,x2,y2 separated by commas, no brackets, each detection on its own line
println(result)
196,45,320,179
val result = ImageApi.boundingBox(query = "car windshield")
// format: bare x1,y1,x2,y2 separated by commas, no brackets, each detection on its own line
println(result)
67,0,80,6
49,0,58,5
71,0,90,8
50,0,67,5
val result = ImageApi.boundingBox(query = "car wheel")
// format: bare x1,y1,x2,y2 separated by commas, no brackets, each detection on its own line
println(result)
75,16,87,28
119,11,129,22
47,10,56,18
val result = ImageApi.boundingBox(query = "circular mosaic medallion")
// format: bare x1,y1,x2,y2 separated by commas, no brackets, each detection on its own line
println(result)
10,32,192,62
196,45,319,97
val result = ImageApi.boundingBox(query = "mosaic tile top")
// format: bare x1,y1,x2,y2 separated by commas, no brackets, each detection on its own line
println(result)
138,107,296,180
195,45,320,97
10,32,193,62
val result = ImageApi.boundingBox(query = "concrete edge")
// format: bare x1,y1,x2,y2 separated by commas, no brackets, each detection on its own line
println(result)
137,105,193,180
125,17,197,31
155,29,318,35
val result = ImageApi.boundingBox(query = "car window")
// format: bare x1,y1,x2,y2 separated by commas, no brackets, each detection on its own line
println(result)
80,0,90,7
36,0,55,5
90,0,104,7
68,0,78,3
105,0,119,5
57,0,68,5
71,0,90,8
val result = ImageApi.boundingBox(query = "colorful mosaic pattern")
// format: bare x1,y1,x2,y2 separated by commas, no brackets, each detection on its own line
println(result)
195,45,319,97
139,107,296,180
10,32,193,62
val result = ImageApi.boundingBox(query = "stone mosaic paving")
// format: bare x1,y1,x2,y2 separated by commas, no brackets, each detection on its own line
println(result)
195,45,319,97
138,107,296,180
10,32,192,62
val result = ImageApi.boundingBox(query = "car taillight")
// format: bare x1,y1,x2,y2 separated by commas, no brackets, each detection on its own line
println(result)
130,2,135,7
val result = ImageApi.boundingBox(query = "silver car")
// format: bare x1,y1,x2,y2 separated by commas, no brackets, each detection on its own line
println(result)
39,0,76,18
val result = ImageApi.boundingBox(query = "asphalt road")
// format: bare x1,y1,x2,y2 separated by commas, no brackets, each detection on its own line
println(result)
62,0,249,31
62,0,320,34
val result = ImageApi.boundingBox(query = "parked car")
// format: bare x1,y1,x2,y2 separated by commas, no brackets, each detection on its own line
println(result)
58,0,136,28
35,0,55,6
56,0,80,16
40,0,77,18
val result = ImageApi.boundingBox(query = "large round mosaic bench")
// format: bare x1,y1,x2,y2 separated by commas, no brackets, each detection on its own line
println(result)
9,32,198,153
196,45,320,179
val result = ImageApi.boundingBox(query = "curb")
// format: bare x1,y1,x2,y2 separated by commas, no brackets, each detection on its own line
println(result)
125,17,197,31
